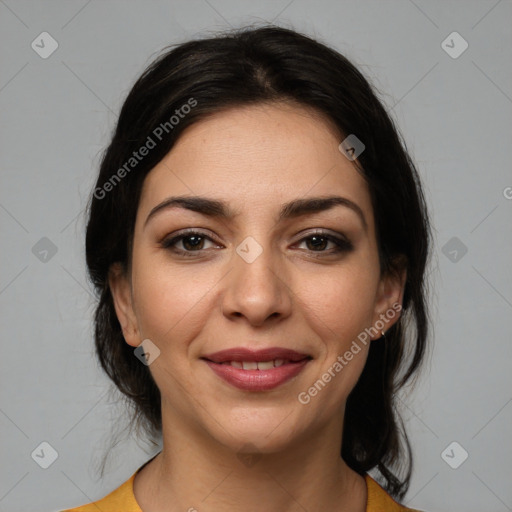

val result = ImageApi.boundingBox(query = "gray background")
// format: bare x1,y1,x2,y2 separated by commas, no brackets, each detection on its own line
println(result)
1,1,511,511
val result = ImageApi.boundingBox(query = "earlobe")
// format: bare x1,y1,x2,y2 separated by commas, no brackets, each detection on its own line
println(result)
108,262,140,347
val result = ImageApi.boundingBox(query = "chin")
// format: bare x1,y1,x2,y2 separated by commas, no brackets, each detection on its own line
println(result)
211,411,305,454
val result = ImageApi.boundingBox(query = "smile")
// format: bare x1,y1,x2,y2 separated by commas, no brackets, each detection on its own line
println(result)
201,346,312,391
202,357,311,391
218,359,291,369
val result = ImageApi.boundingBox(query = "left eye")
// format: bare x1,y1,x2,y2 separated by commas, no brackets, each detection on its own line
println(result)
296,234,347,252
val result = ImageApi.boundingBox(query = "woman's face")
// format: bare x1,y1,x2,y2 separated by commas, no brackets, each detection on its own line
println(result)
109,102,405,453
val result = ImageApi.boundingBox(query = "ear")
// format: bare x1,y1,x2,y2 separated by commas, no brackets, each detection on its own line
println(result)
108,262,140,348
370,256,407,340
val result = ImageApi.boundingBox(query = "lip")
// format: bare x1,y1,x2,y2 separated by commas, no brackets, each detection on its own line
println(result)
204,359,310,391
201,347,312,392
202,347,311,363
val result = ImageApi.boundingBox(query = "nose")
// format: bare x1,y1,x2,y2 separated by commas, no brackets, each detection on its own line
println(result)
220,238,293,327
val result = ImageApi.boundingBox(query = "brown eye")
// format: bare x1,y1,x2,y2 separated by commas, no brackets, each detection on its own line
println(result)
177,234,206,251
160,230,219,256
160,229,353,258
296,233,353,254
303,235,330,251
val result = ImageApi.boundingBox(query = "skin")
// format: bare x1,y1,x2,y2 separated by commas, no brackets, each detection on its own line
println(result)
109,101,406,512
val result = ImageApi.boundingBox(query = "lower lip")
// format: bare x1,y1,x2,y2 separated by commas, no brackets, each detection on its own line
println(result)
204,359,310,391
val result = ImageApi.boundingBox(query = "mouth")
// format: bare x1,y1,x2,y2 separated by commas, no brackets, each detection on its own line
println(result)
205,358,309,370
201,347,312,364
201,347,313,391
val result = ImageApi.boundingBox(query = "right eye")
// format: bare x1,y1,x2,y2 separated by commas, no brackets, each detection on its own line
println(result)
160,230,221,257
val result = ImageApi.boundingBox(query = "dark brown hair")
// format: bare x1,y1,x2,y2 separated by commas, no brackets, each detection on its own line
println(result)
85,24,431,501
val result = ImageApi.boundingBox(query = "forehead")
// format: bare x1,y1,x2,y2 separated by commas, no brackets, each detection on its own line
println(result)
137,102,373,227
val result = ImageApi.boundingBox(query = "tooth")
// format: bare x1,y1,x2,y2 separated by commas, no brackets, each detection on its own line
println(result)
257,360,274,370
229,360,291,370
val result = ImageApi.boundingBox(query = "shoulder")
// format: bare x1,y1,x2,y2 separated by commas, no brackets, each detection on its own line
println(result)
365,474,425,512
60,472,141,512
61,468,424,512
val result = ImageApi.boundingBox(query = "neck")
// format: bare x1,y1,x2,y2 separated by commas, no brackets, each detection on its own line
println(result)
133,406,367,512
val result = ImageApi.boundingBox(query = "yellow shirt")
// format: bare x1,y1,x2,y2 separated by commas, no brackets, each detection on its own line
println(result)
62,470,423,511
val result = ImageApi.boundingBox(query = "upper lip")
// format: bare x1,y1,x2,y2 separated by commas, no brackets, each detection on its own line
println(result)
201,347,312,363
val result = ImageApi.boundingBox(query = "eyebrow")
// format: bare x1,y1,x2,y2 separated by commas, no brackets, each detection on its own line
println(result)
144,195,368,231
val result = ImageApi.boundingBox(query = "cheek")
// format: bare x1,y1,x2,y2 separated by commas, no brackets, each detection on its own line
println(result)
300,261,379,344
296,269,377,412
130,257,217,345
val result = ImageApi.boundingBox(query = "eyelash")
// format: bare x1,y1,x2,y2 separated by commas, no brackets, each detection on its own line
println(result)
160,229,354,258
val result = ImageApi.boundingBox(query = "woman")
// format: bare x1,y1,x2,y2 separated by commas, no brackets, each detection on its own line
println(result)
64,24,431,512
